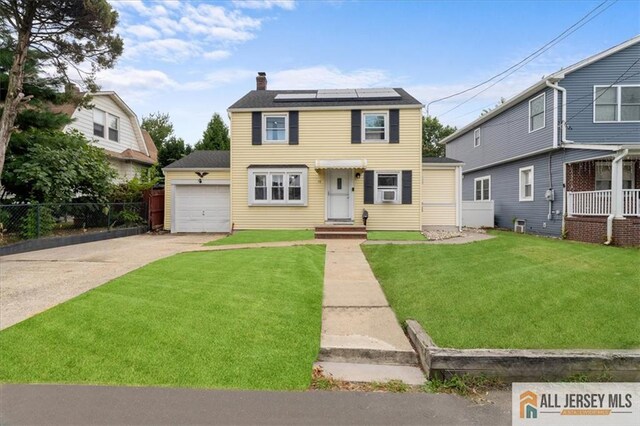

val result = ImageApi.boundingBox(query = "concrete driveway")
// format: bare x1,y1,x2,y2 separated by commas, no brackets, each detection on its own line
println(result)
0,234,218,330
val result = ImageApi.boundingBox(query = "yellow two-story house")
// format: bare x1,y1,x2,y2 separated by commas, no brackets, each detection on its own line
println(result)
163,73,462,234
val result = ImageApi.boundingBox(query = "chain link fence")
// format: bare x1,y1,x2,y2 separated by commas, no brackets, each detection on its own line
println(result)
0,202,147,247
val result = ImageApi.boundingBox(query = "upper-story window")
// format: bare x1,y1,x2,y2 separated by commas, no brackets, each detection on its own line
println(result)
363,112,388,142
108,115,119,142
93,109,106,138
594,85,640,122
473,128,481,147
263,113,288,144
529,93,545,132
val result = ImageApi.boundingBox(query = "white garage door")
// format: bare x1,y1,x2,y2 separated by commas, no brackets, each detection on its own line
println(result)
173,185,230,233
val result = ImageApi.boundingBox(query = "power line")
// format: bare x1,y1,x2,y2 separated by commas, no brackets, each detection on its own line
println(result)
430,0,618,118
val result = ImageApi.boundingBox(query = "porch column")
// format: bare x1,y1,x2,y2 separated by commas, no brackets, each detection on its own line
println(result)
611,150,627,219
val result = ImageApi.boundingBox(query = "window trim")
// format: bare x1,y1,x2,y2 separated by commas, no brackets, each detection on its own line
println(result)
528,92,546,133
473,128,481,148
108,115,119,142
362,111,389,143
248,167,307,206
519,166,535,202
262,113,289,144
373,171,401,204
593,84,640,123
473,175,491,201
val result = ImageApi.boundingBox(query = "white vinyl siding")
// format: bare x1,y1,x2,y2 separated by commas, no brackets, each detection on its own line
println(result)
528,93,545,132
362,112,389,142
519,166,534,201
594,85,640,123
248,168,307,205
474,176,490,201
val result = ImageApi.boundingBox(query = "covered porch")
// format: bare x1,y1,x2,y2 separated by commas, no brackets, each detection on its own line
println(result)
564,150,640,246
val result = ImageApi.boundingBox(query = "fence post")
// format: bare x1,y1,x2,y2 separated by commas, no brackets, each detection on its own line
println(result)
36,204,41,239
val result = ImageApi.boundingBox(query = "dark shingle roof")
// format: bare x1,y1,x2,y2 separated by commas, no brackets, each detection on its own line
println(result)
228,88,423,110
164,150,230,169
422,157,464,164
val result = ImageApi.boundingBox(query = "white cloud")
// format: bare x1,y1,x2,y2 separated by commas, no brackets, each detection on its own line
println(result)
181,69,255,91
125,38,197,63
180,4,262,42
232,0,296,10
122,24,161,39
268,66,392,89
203,50,232,61
96,67,177,98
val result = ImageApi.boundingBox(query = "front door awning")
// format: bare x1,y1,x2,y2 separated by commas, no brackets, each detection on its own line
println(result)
314,159,367,170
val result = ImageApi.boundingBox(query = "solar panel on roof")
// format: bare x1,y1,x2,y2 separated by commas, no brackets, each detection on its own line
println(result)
316,89,358,99
355,88,401,98
274,93,317,100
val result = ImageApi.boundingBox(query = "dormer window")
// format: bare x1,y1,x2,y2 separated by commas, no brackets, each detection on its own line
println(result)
263,113,288,144
362,112,388,142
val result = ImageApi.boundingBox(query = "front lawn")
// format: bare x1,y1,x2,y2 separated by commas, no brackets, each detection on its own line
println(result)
0,245,325,390
206,229,314,246
367,231,427,241
362,231,640,349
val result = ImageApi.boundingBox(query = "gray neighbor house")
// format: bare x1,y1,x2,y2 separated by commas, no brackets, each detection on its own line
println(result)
443,35,640,246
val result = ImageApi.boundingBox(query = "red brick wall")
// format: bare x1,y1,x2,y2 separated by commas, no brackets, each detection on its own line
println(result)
565,216,640,247
612,218,640,247
566,161,596,192
635,161,640,190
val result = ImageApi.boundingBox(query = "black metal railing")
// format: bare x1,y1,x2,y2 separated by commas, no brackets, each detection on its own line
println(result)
0,202,147,246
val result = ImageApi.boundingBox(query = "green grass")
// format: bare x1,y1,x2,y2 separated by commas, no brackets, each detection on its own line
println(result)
367,231,427,241
363,231,640,349
0,245,325,390
206,229,314,246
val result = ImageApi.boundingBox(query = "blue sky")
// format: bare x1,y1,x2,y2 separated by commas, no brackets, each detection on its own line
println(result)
103,0,640,145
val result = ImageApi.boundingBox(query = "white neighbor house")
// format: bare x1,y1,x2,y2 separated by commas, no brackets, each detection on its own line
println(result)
53,91,157,180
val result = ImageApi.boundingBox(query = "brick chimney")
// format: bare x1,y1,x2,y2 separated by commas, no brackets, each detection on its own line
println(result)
256,72,267,90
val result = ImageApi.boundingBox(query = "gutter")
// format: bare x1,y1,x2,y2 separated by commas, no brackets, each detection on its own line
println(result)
605,149,628,245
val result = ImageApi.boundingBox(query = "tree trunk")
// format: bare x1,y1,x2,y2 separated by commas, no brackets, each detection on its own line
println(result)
0,7,35,186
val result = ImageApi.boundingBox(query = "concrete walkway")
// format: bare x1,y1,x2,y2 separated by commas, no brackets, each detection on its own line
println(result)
0,234,217,330
0,384,511,425
364,232,494,245
317,240,424,385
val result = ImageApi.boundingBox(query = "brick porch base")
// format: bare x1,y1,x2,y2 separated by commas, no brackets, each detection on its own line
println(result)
565,216,640,247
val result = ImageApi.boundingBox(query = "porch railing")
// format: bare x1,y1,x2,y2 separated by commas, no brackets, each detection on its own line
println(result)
567,190,640,217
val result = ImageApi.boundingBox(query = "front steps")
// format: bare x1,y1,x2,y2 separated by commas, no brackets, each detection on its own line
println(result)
315,225,367,239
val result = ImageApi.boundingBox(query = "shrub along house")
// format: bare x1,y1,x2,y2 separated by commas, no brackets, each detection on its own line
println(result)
442,35,640,246
162,73,463,236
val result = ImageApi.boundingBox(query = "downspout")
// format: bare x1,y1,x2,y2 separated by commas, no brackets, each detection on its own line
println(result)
605,149,628,245
457,166,463,231
545,81,573,145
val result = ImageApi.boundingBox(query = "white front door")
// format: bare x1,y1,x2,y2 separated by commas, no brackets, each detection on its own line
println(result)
327,170,352,221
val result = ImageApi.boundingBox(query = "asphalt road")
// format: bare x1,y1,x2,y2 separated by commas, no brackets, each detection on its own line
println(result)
0,384,511,425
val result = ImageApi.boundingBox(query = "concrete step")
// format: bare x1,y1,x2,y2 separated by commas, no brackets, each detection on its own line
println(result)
315,361,425,386
315,232,367,239
315,225,367,233
318,346,418,366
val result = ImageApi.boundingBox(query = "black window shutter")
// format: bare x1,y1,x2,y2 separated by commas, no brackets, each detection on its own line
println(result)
402,170,412,204
351,110,361,143
289,111,299,145
389,109,399,143
252,112,262,145
364,170,374,204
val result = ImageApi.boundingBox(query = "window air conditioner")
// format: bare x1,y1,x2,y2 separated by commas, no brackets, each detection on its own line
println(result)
514,219,526,234
381,190,397,202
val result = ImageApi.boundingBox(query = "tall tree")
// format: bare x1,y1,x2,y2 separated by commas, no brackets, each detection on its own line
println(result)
194,113,230,151
0,0,123,183
158,136,190,170
141,111,174,149
422,116,456,158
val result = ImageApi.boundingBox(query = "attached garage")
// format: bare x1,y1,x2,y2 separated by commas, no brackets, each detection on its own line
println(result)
163,151,231,233
421,157,464,231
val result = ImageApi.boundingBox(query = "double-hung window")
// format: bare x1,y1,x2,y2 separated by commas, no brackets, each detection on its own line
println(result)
529,93,545,132
363,112,388,142
108,115,119,142
595,161,634,190
249,168,307,205
474,176,491,201
263,113,288,143
594,85,640,122
93,109,106,138
375,172,400,203
519,166,534,201
473,128,481,147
